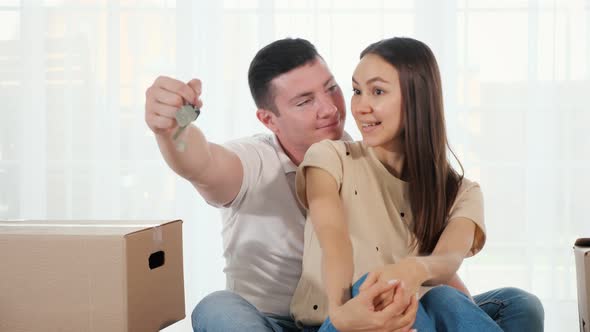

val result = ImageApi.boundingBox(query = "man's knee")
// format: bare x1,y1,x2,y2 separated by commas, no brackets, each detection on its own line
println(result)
192,291,238,330
192,290,273,332
504,287,545,323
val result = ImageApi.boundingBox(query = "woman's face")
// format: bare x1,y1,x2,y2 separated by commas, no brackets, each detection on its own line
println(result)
351,53,404,150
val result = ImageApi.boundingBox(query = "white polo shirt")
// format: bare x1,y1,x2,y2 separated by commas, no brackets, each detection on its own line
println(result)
217,134,306,316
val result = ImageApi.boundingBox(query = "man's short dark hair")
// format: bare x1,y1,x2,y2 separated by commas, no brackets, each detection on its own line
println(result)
248,38,320,115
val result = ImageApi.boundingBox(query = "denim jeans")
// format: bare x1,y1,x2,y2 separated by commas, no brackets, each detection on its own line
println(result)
474,287,544,332
192,290,314,332
318,274,502,332
191,281,544,332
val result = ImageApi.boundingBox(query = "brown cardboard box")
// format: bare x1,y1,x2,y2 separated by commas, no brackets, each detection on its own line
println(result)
575,238,590,332
0,219,185,332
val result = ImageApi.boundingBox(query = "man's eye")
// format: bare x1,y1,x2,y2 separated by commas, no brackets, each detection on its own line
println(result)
297,100,310,107
328,85,339,92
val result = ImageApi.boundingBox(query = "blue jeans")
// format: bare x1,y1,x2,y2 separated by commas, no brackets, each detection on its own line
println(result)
191,284,544,332
191,290,313,332
473,287,544,331
318,274,502,332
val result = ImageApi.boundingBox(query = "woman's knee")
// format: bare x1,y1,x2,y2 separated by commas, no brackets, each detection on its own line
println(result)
351,273,370,296
425,285,468,301
420,285,473,312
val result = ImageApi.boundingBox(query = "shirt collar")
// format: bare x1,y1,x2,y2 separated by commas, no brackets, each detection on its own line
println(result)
271,131,353,174
272,135,298,174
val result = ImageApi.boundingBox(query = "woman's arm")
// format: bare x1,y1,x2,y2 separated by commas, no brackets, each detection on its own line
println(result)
305,166,354,310
305,166,418,331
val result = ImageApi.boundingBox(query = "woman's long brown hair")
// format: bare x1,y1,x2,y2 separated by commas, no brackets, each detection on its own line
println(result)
361,37,464,255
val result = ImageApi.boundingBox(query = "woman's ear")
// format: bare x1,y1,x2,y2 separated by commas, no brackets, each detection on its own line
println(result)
256,109,280,135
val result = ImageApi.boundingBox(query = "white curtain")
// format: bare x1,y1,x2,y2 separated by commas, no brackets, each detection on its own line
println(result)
1,1,588,331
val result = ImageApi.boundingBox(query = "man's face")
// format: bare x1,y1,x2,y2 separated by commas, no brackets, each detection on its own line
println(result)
269,58,346,153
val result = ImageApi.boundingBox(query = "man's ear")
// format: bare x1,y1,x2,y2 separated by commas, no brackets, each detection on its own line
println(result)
256,108,279,135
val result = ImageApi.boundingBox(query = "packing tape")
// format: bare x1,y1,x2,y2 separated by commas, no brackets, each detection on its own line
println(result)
152,225,163,247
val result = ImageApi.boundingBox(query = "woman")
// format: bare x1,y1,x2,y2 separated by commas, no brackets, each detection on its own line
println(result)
290,37,502,331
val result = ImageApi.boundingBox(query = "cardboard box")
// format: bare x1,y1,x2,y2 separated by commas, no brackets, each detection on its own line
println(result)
0,219,185,332
575,238,590,332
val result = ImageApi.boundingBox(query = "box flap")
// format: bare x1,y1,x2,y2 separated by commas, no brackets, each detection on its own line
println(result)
124,219,182,237
0,220,180,236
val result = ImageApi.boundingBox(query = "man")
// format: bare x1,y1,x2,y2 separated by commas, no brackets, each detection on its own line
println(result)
145,38,544,331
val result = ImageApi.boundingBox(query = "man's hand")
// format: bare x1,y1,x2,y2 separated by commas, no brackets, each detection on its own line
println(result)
330,280,418,332
144,76,243,205
145,76,203,135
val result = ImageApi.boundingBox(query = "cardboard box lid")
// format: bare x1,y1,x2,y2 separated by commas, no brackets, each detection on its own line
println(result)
0,219,180,236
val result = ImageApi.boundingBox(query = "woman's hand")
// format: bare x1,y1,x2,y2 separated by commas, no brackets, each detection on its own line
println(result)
330,279,418,332
360,258,428,312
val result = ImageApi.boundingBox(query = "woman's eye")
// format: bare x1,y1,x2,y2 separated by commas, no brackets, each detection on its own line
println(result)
374,88,384,95
352,88,360,95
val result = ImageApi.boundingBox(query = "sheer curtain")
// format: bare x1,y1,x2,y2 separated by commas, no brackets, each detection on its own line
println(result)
1,0,588,331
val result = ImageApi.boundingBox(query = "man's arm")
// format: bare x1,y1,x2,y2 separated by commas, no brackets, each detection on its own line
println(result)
146,76,243,206
360,217,477,310
415,217,477,286
446,273,473,300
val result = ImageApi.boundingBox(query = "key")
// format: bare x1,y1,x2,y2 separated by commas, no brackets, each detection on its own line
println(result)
173,103,201,151
172,105,197,139
176,140,186,152
176,104,199,127
172,124,187,141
